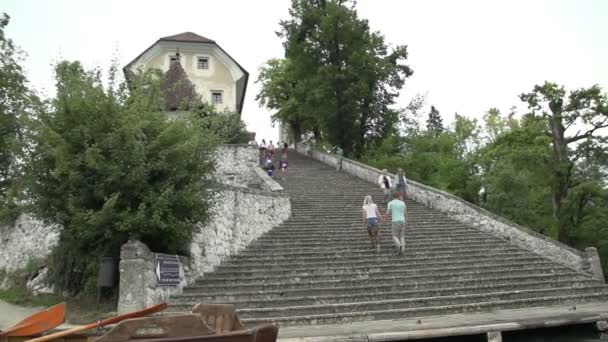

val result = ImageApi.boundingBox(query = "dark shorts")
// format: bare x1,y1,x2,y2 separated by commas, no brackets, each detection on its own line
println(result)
367,218,379,230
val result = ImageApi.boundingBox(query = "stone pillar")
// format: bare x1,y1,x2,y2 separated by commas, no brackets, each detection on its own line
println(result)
118,240,153,314
487,331,502,342
585,247,605,283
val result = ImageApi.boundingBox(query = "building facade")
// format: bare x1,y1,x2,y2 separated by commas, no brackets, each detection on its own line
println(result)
124,32,248,114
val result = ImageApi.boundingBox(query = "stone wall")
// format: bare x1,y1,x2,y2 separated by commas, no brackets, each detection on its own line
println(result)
214,144,260,188
295,143,601,279
190,185,290,278
118,240,193,313
0,214,60,288
118,146,291,311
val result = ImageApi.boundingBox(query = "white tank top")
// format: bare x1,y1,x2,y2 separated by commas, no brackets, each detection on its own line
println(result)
363,204,377,218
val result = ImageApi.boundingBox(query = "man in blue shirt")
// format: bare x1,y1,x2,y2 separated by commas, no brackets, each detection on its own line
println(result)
386,191,407,255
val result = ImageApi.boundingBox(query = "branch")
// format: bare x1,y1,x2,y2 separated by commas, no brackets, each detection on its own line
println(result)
566,117,608,144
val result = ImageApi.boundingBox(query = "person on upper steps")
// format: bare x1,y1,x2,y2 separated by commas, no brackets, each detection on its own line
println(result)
394,168,408,200
378,169,392,204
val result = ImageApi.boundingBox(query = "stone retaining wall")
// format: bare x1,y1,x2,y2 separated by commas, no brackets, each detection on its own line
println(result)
0,214,60,289
118,240,193,313
295,144,602,279
190,184,290,278
118,184,290,312
214,144,260,188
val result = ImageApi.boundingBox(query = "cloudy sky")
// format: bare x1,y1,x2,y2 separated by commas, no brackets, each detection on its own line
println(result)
4,0,608,141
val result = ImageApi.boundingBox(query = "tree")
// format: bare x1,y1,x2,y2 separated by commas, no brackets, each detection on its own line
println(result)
426,106,444,137
161,57,199,111
478,115,554,235
256,58,315,142
26,61,217,293
0,14,40,223
276,0,413,156
520,82,608,243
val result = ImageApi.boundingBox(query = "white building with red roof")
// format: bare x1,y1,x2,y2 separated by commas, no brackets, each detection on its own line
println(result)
124,32,248,114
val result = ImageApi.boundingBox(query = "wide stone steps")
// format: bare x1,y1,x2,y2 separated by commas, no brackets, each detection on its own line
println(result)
213,255,545,274
251,228,482,239
252,231,489,244
170,286,608,315
235,293,608,326
217,251,538,270
196,261,560,285
173,279,599,302
171,150,607,326
227,246,525,264
185,269,585,293
180,274,591,300
230,245,519,261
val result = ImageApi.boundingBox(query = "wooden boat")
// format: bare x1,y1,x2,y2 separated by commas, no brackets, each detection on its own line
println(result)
94,304,278,342
25,303,168,342
0,303,66,337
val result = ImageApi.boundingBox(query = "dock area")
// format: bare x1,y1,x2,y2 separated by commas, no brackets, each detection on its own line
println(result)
278,303,608,341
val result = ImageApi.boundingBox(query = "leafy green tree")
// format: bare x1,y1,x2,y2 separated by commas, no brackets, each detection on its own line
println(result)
276,0,413,155
478,114,555,235
426,106,444,137
26,61,217,293
256,58,318,142
0,13,40,223
520,82,608,243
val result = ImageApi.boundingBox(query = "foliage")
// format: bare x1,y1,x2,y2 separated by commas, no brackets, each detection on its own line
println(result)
426,106,444,137
25,61,217,294
258,0,413,155
520,82,608,243
256,58,316,142
0,13,41,224
191,102,252,144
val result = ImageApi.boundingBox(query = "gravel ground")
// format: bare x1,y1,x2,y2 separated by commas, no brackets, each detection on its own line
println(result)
0,299,40,330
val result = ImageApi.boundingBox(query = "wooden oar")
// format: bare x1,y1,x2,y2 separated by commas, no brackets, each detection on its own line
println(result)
0,302,66,337
25,302,168,342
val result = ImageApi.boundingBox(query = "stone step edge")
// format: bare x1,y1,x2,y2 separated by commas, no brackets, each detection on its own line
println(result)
186,270,585,290
212,256,546,273
198,261,557,283
220,251,537,267
171,285,608,311
227,247,526,262
235,243,522,254
238,293,608,323
173,279,599,300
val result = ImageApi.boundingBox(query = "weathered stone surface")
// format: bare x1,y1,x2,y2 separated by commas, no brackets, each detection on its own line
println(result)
295,143,591,275
26,267,54,295
118,144,291,312
0,214,59,275
118,240,193,313
190,187,290,278
586,247,605,283
214,144,260,188
487,331,502,342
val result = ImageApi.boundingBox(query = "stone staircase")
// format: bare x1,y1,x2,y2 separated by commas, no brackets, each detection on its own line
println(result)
168,151,608,326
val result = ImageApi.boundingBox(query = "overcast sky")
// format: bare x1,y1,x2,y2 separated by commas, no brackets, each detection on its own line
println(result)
4,0,608,142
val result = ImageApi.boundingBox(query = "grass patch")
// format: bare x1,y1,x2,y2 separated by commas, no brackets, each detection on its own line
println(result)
0,287,62,308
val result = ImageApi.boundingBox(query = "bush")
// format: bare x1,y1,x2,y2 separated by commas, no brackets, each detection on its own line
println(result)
26,62,218,294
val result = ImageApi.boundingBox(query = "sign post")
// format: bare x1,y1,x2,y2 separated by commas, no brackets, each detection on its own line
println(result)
154,253,181,286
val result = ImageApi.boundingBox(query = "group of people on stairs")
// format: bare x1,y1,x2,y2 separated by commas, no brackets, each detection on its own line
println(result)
362,169,409,255
258,139,289,179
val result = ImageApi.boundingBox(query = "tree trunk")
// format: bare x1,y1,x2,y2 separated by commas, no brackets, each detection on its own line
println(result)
547,100,572,243
290,121,302,143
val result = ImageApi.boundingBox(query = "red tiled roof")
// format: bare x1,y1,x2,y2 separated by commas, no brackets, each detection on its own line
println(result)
159,32,215,44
